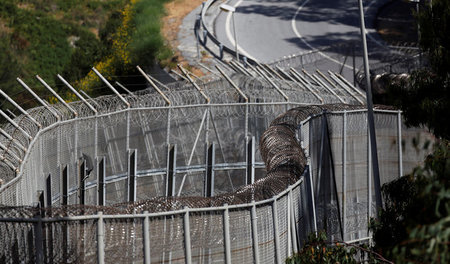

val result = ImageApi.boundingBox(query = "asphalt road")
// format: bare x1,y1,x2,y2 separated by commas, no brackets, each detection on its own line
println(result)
215,0,390,81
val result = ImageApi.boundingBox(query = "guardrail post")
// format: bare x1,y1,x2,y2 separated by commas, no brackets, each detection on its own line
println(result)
246,136,255,185
97,157,106,206
205,143,215,197
143,211,151,264
166,145,176,197
183,207,192,264
219,44,224,59
61,165,68,206
203,29,208,45
97,212,105,264
223,204,232,264
272,199,282,264
128,149,137,202
251,201,260,264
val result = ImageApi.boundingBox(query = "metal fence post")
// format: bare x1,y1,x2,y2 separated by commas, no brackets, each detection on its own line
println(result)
183,207,192,264
306,163,318,233
98,157,106,206
223,204,232,264
342,111,347,240
287,190,292,257
272,199,282,264
289,189,298,253
246,136,255,185
128,149,137,202
397,111,403,177
143,211,151,264
251,201,260,264
34,214,44,264
97,212,105,264
367,121,372,223
45,174,52,207
61,165,68,206
205,143,215,197
166,145,176,197
79,160,86,205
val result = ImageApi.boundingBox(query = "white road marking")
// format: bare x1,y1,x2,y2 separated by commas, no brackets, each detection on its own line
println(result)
224,0,257,60
291,0,354,70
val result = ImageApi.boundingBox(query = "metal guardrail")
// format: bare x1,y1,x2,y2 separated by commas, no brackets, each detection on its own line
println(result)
199,0,258,65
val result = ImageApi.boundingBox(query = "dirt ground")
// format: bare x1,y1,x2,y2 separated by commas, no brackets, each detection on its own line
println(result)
161,0,205,76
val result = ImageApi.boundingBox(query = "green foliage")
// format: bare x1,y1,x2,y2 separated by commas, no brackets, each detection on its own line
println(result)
381,0,450,139
129,0,172,67
0,0,127,107
286,232,358,264
371,140,450,263
285,231,390,264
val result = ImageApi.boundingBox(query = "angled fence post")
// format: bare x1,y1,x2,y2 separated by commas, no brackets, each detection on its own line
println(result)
128,149,137,202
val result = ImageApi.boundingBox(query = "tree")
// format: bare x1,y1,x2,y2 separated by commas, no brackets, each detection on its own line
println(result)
384,0,450,139
370,140,450,263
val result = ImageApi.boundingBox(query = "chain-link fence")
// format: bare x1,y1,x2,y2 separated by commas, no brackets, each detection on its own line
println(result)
0,69,433,262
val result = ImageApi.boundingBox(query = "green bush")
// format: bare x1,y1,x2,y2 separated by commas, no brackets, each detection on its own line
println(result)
371,140,450,263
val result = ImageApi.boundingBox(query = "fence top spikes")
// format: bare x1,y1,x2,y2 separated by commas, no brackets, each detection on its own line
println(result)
35,75,78,118
57,74,98,114
16,78,60,121
92,67,130,108
0,88,42,129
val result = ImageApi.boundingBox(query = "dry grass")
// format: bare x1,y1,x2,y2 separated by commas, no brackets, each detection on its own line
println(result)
161,0,205,76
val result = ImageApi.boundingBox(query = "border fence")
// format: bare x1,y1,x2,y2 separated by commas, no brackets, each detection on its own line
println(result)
0,67,432,262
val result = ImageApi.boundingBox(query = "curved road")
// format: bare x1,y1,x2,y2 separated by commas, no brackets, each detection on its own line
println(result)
215,0,390,80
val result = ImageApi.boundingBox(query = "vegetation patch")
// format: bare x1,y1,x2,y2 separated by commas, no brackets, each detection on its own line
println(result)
0,0,177,108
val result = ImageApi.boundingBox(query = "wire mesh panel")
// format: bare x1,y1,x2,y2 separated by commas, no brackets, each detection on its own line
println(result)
229,208,254,263
189,211,225,263
401,123,434,175
374,112,400,184
276,195,289,261
0,222,36,263
148,214,185,264
105,179,127,205
104,217,143,263
130,109,168,171
345,112,369,240
137,174,166,200
170,107,207,168
256,204,275,263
